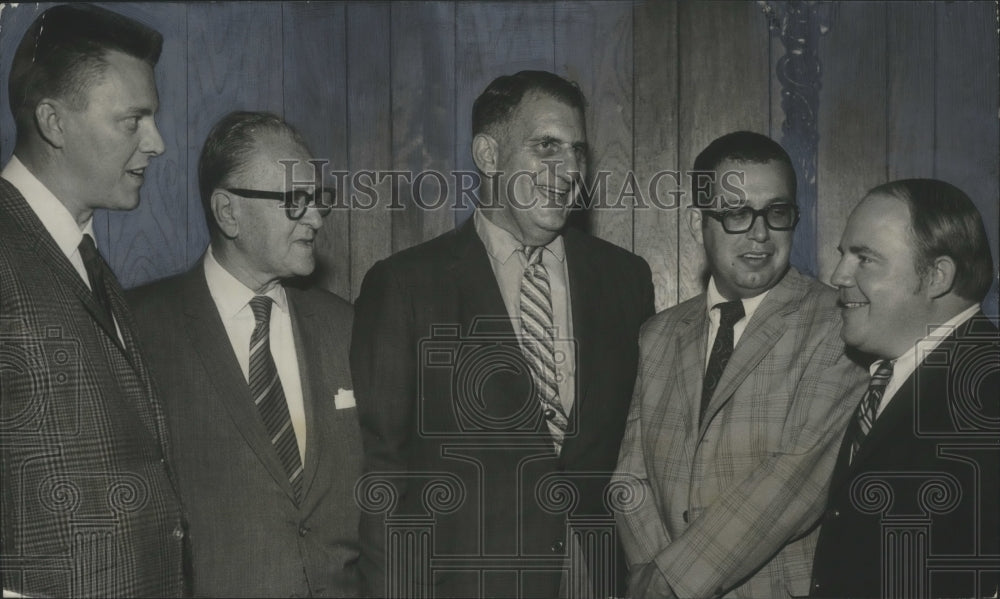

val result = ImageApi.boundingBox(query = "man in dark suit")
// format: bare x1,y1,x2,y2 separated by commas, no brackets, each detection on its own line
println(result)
351,70,654,598
811,179,999,598
613,131,868,598
128,112,362,597
0,5,186,597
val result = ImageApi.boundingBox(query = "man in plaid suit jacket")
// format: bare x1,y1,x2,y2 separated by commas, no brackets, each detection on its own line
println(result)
613,132,867,598
0,5,185,596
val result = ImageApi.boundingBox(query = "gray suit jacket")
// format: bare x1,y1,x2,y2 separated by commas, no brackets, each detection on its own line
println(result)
129,262,362,598
1,178,185,597
615,267,868,598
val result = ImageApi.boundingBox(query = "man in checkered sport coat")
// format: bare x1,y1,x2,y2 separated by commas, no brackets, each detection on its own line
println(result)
1,5,185,597
613,131,868,598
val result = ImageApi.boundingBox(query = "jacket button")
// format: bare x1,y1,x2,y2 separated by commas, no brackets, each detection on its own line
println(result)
550,540,564,553
172,525,184,539
543,408,556,420
832,509,840,518
298,524,309,537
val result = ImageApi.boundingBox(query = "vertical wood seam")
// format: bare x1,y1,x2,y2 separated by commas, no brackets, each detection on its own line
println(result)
345,2,353,300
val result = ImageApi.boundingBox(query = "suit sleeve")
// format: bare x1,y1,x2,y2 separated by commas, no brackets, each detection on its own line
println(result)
613,320,675,574
646,308,866,598
350,259,416,598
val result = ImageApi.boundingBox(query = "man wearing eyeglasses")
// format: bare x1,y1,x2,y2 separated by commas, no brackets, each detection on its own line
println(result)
127,111,362,597
613,131,867,598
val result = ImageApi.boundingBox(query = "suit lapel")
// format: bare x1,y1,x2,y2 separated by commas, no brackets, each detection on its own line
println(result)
180,267,297,500
559,230,598,461
287,289,322,500
675,306,708,443
448,221,533,420
699,269,802,435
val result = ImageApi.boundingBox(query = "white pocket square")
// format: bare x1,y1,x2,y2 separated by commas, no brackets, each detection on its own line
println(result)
334,388,355,409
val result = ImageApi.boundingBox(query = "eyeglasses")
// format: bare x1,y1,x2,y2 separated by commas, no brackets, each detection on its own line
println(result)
700,203,799,234
226,188,334,220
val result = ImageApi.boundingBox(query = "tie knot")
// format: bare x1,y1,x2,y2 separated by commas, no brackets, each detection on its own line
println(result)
523,246,545,267
248,295,273,325
714,300,745,327
871,360,894,384
79,233,100,261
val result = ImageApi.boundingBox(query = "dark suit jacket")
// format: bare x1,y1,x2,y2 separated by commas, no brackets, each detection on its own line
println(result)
811,312,1000,599
128,262,363,598
0,178,185,597
350,218,654,599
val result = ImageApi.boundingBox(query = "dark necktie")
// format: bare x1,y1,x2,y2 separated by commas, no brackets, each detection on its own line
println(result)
519,246,569,454
847,360,894,465
248,295,304,502
700,300,746,425
78,233,115,326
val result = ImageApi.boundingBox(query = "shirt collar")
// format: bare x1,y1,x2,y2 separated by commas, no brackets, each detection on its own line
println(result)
705,276,769,323
1,155,94,257
870,303,980,377
474,208,566,264
203,246,289,320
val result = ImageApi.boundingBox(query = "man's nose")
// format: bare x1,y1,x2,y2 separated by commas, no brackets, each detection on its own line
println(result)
746,212,770,242
830,256,854,287
142,118,166,156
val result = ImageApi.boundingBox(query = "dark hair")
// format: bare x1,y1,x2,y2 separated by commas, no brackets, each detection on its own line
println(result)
8,3,163,139
868,179,994,303
472,70,586,137
691,131,796,207
198,111,309,236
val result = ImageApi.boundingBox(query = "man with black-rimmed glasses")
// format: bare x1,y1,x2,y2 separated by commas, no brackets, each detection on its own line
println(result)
127,111,363,597
613,131,867,598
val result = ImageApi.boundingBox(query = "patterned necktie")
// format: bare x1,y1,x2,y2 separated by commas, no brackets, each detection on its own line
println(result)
847,360,894,465
248,295,304,501
519,245,569,454
78,233,115,325
700,299,746,425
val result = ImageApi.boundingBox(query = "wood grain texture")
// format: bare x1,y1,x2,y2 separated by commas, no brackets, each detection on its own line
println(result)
185,2,284,268
816,1,887,285
390,1,456,253
100,2,188,288
346,1,392,302
886,1,934,181
555,1,634,251
632,1,680,311
935,1,1000,319
454,1,556,226
677,0,771,301
283,1,351,301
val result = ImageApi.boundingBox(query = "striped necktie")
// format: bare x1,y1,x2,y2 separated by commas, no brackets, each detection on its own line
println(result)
848,360,894,465
248,295,304,501
519,246,569,454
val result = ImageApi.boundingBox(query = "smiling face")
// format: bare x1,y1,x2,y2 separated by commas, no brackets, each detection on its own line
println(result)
691,159,795,300
57,49,164,221
226,131,323,290
831,193,938,359
483,92,587,246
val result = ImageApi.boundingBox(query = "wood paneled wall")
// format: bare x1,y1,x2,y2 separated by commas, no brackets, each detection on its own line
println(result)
1,1,997,317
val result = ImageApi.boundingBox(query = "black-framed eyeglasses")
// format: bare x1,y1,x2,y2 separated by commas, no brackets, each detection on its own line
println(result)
701,203,799,234
226,188,334,220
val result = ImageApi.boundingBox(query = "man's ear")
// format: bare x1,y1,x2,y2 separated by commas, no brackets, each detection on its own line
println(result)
35,100,67,148
211,190,239,239
688,207,704,245
472,133,499,176
924,255,957,299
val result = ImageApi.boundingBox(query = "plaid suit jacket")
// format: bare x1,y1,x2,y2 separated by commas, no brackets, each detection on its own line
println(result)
614,267,868,598
0,178,185,597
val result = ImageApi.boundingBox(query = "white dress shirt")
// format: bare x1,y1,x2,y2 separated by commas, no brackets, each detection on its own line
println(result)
703,277,770,370
873,303,979,418
474,209,576,416
203,248,307,463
